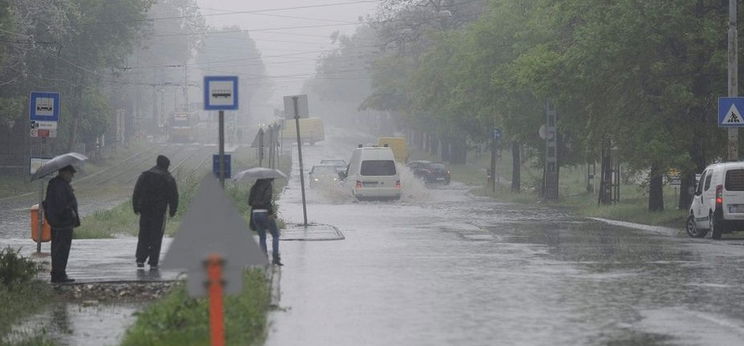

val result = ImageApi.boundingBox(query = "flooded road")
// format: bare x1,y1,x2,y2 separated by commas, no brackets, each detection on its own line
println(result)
267,131,744,346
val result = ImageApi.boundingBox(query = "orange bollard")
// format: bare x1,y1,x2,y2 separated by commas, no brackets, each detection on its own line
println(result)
206,254,225,346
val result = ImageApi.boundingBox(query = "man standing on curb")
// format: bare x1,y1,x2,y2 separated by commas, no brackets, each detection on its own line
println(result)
133,155,178,269
44,165,80,283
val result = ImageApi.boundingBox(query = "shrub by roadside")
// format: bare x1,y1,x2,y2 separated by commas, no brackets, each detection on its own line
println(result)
0,247,55,345
121,269,271,346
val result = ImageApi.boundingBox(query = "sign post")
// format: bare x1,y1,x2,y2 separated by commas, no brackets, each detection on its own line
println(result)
491,128,502,193
284,95,309,227
204,76,238,187
29,91,59,253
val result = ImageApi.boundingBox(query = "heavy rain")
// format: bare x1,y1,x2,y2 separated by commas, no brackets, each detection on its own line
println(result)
2,1,744,345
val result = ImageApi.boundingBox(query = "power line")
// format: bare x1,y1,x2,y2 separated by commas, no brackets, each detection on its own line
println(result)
81,0,378,26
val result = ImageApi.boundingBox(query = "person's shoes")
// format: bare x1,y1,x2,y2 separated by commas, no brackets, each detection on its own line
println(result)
51,276,75,284
272,256,283,266
136,262,144,268
149,264,159,270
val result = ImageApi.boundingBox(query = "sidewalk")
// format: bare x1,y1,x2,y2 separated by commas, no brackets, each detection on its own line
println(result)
0,237,179,283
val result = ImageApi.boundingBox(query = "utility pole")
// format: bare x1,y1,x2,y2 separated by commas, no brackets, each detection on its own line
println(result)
544,100,559,201
729,0,738,160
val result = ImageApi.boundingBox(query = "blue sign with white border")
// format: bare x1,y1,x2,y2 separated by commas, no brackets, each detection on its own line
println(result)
212,154,231,179
204,76,238,110
29,92,60,122
718,97,744,127
493,128,502,141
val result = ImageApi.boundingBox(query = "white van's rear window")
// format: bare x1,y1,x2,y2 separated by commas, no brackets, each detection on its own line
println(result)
725,169,744,191
361,160,396,176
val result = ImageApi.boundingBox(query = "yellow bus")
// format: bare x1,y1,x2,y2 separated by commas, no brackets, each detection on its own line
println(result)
281,118,325,145
377,137,408,163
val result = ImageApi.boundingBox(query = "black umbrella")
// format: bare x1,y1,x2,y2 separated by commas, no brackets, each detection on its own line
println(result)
31,152,88,181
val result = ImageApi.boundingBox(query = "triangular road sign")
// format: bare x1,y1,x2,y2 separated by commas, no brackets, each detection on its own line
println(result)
723,104,744,125
162,174,268,297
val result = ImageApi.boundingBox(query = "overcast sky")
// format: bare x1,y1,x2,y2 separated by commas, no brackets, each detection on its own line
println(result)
195,0,379,101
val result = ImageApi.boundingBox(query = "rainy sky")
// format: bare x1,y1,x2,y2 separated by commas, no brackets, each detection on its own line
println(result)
196,0,379,98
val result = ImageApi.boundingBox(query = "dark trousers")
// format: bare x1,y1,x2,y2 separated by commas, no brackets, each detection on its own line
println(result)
51,228,73,279
253,211,280,258
136,211,166,266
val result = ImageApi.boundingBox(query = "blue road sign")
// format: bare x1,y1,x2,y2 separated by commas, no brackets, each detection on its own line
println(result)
29,92,60,122
204,76,238,110
493,128,502,141
718,97,744,127
212,154,232,179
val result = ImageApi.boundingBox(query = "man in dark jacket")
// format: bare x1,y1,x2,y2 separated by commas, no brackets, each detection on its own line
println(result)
249,178,282,265
44,165,80,283
132,155,178,269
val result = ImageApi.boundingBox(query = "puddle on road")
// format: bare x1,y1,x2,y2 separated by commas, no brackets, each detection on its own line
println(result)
5,302,143,346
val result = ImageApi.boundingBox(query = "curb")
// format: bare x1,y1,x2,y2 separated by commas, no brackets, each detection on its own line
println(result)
589,217,682,237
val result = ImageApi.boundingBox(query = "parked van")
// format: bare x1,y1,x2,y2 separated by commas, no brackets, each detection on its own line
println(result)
281,118,325,145
687,162,744,239
377,137,408,163
343,146,401,200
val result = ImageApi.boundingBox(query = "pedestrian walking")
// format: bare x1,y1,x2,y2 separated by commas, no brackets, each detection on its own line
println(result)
44,165,80,283
248,178,283,266
132,155,178,269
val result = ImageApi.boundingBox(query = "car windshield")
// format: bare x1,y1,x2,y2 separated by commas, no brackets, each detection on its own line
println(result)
361,160,396,176
311,166,338,175
430,163,446,170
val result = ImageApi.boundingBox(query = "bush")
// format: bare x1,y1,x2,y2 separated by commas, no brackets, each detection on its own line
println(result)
0,247,41,286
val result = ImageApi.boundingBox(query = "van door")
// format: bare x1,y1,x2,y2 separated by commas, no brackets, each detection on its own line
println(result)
701,170,715,222
693,169,707,227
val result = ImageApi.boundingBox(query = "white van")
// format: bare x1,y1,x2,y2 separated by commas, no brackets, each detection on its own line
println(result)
687,162,744,239
344,146,401,200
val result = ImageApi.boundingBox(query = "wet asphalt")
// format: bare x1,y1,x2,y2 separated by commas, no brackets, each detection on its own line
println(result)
265,130,744,346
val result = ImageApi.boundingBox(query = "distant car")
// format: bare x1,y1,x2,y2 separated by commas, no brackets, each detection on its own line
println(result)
406,160,450,184
426,162,451,184
309,165,341,187
320,159,347,174
406,160,431,180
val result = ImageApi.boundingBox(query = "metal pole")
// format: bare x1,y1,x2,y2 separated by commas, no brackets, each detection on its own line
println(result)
219,110,225,188
36,137,46,253
37,180,43,253
490,136,496,193
293,97,308,227
730,0,739,161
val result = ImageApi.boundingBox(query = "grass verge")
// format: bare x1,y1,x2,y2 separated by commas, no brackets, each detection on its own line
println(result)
0,247,56,345
120,269,271,346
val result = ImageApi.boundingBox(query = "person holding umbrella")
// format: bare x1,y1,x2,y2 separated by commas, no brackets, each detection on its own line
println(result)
44,165,80,283
248,178,283,266
132,155,178,269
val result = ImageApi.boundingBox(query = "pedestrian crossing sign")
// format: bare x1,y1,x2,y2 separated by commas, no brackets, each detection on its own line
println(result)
718,97,744,127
